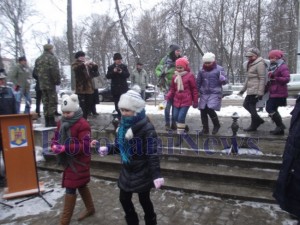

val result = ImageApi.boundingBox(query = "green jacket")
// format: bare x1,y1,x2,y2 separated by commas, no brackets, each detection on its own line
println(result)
155,54,177,87
9,64,31,93
35,51,61,90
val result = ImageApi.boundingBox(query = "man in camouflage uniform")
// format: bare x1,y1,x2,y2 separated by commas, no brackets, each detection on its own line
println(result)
35,44,61,127
9,56,31,114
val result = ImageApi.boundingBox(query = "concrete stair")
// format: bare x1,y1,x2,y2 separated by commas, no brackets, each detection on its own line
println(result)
38,148,281,203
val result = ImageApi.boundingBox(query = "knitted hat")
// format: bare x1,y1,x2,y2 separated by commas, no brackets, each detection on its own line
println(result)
74,51,85,59
43,44,53,51
169,44,181,52
268,50,283,59
176,57,189,70
118,85,145,113
61,94,80,112
245,47,260,57
113,53,122,60
203,52,215,63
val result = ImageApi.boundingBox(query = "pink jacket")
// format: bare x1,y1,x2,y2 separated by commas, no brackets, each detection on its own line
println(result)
166,72,198,108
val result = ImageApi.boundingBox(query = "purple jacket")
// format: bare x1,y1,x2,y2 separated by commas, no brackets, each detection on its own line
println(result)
268,63,290,98
197,65,227,111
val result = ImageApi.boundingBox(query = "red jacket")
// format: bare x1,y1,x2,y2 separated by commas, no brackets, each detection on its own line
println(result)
52,118,91,189
166,72,198,107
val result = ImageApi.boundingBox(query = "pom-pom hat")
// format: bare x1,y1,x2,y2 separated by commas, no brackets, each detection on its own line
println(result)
176,57,189,70
61,94,80,112
118,85,145,113
203,52,215,63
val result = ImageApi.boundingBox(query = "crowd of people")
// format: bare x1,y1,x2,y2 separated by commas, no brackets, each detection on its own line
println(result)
0,43,299,224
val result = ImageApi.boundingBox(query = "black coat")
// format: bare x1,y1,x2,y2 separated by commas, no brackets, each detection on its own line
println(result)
106,63,130,96
0,86,17,115
273,96,300,218
109,117,161,193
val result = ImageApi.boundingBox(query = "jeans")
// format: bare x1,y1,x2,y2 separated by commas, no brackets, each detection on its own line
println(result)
14,88,31,114
172,106,190,123
165,99,175,125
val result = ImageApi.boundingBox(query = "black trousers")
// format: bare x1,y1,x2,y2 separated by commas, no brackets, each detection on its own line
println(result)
78,94,93,119
113,94,121,118
119,189,155,219
243,95,260,119
35,90,42,114
200,105,218,120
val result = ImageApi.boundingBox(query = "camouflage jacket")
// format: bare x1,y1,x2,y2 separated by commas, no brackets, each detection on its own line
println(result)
9,63,31,93
35,51,61,90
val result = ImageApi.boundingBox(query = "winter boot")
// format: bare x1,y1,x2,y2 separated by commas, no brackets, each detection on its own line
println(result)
175,123,186,147
144,213,157,225
125,212,139,225
244,116,264,131
200,116,209,134
46,116,56,127
211,116,221,135
60,194,76,225
270,112,285,135
77,186,95,221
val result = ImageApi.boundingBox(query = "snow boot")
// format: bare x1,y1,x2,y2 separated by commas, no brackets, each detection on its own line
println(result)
211,116,220,135
77,186,95,221
270,112,285,135
60,194,76,225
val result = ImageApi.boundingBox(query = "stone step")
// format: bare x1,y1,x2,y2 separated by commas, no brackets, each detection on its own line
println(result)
90,154,279,188
37,160,275,203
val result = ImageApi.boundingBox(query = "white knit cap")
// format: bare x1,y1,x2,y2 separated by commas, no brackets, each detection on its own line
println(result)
202,52,215,63
61,94,80,112
118,85,145,113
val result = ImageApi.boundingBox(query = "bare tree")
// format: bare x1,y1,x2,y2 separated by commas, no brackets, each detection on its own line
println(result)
0,0,36,60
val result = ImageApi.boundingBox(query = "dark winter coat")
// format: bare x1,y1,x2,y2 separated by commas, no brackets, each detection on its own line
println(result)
197,65,227,111
72,60,99,95
109,117,161,193
106,63,130,96
52,118,91,189
273,96,300,218
166,71,198,108
268,63,290,98
0,86,17,115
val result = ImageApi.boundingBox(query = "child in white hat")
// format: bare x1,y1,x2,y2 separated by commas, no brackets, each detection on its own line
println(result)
91,85,164,225
51,94,95,224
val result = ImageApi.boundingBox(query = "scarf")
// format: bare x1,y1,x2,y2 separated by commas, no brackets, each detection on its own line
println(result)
57,108,83,170
203,62,216,71
269,59,284,74
117,109,146,164
174,71,188,91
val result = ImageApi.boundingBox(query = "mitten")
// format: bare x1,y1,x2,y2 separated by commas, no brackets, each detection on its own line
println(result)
219,75,226,82
238,90,244,96
153,178,165,189
193,102,198,109
51,144,65,154
98,146,108,157
268,72,274,79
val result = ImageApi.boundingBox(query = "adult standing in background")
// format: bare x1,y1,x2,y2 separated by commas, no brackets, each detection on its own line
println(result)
106,53,130,118
265,50,290,135
197,52,227,135
9,56,31,114
72,51,100,119
238,47,266,132
131,62,147,100
0,69,17,187
155,44,181,130
35,44,61,127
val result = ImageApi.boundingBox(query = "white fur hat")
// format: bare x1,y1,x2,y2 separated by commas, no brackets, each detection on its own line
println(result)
202,52,215,63
118,85,145,113
61,94,80,112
